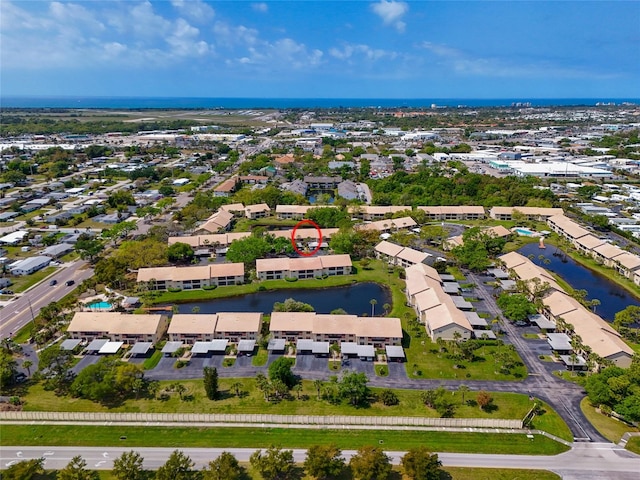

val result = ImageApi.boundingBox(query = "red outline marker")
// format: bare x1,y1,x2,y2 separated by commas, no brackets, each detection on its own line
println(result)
291,219,323,257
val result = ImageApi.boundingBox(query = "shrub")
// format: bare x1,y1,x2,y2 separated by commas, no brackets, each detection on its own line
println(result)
285,277,298,282
202,285,218,291
167,287,182,293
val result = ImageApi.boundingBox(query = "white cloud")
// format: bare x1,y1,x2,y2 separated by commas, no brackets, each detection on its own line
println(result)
233,37,323,70
171,0,215,23
252,3,268,13
329,44,397,62
371,1,408,33
167,18,210,57
213,21,259,47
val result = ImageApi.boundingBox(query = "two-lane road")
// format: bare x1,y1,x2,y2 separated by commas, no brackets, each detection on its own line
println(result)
0,260,93,339
1,445,638,479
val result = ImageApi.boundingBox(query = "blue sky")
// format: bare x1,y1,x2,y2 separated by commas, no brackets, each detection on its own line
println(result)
1,0,639,98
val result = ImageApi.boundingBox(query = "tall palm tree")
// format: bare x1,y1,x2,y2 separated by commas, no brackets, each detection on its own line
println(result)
370,299,377,317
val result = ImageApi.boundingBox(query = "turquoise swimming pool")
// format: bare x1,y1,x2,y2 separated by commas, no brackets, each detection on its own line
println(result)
514,228,536,236
88,301,113,310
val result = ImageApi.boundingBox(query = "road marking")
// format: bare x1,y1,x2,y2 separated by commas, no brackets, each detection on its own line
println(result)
103,452,109,458
16,451,22,457
43,451,54,456
5,460,17,467
95,461,106,467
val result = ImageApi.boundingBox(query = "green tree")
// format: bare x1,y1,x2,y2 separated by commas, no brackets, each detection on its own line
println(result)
496,293,536,322
306,207,351,228
58,456,99,480
74,234,104,263
250,446,296,480
202,451,243,480
304,444,345,479
226,235,271,266
380,389,399,406
203,366,219,400
476,391,493,411
401,446,443,480
2,457,45,480
268,357,296,389
112,450,144,480
37,344,75,394
337,371,369,406
167,242,195,263
273,298,315,312
349,446,392,480
0,349,18,390
155,450,197,480
614,305,640,329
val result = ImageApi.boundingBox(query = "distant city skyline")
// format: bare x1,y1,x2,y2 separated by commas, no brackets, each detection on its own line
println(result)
1,1,639,99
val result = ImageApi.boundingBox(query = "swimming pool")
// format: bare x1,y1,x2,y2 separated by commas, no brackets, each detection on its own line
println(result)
514,227,536,236
88,301,113,310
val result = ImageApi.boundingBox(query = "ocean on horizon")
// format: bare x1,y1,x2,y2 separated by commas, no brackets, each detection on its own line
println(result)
1,96,638,109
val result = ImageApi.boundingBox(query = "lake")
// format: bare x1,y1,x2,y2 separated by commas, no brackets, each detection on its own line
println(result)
518,243,640,322
174,282,391,316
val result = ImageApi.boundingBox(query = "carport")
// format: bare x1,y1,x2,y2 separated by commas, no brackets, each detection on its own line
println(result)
85,339,109,354
442,282,459,294
464,312,488,329
191,341,212,356
161,341,183,356
547,333,572,354
560,355,587,370
385,345,405,362
60,339,81,351
296,339,314,355
209,339,229,355
98,341,124,355
129,342,152,357
340,342,360,358
487,268,509,279
451,296,473,310
237,339,256,356
439,274,456,282
357,344,375,361
473,329,496,340
267,338,286,353
529,314,556,332
311,341,330,357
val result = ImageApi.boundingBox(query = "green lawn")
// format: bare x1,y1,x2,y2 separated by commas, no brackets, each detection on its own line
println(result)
251,347,268,366
580,398,639,442
0,424,569,455
16,379,571,440
142,349,163,370
626,436,640,455
443,468,560,480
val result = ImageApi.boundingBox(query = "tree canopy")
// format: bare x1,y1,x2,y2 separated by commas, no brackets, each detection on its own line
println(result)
585,355,640,422
496,293,537,322
349,446,392,480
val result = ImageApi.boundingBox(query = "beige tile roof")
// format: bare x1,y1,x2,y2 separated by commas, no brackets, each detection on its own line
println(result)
575,235,606,250
490,206,563,217
548,215,590,239
313,314,359,335
168,314,217,335
486,225,512,238
397,247,429,264
406,263,442,283
418,205,485,215
68,312,165,335
348,206,410,215
136,263,244,282
614,252,640,270
276,205,314,214
593,243,625,260
499,251,529,269
245,203,271,214
320,254,352,268
425,302,472,332
269,311,316,333
356,317,403,338
214,177,237,192
256,255,352,273
219,203,245,213
543,290,580,317
215,312,262,333
375,240,405,258
289,256,323,271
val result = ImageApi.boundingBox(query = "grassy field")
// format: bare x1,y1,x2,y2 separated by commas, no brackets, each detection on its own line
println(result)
142,349,163,370
580,398,639,442
626,436,640,455
0,424,569,455
15,379,572,440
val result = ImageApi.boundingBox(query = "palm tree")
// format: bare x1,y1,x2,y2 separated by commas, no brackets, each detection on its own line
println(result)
22,360,33,376
191,306,201,314
175,383,187,400
458,385,470,404
370,299,377,317
231,381,242,397
383,303,391,315
313,379,323,400
294,384,303,400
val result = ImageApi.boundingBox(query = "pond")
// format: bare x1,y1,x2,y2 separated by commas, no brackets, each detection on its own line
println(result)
518,243,640,322
307,189,335,204
173,282,392,316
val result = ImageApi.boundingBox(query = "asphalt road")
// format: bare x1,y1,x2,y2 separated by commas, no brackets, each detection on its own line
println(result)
0,260,93,339
1,444,638,478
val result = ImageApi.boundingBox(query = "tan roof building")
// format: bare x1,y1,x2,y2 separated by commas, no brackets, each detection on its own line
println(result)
168,314,217,343
219,203,246,215
214,312,262,341
547,215,590,241
245,203,271,219
199,209,235,233
348,205,411,220
489,206,563,220
137,263,245,290
67,312,168,344
168,232,251,248
418,205,485,220
256,255,352,280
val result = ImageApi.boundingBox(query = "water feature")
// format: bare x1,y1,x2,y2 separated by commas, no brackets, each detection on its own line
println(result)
87,301,114,310
518,243,640,322
307,190,335,204
173,282,391,316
